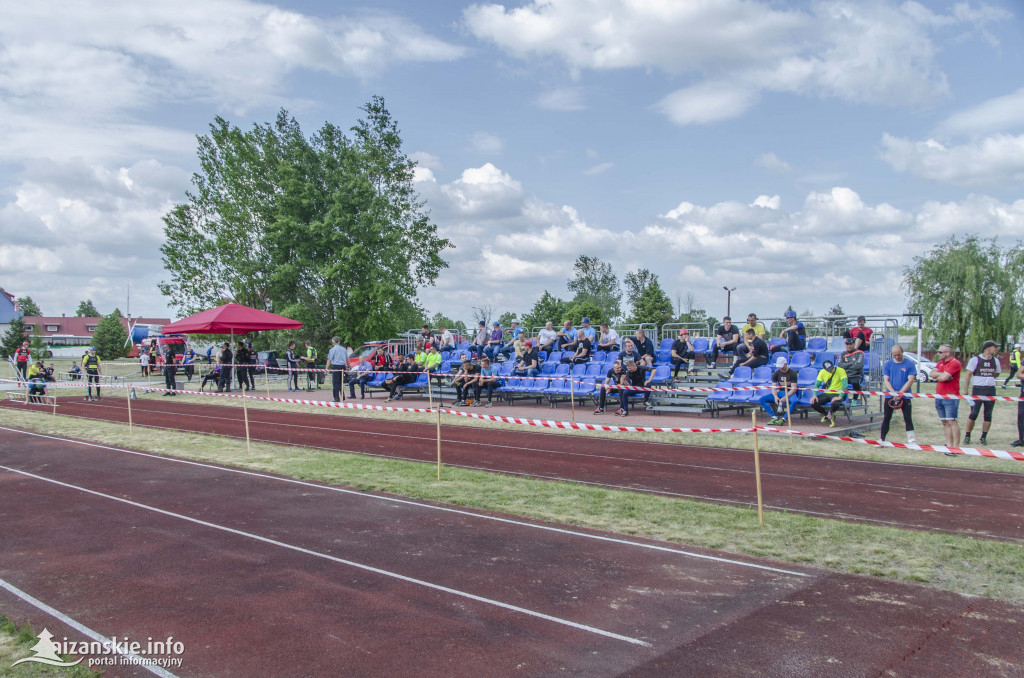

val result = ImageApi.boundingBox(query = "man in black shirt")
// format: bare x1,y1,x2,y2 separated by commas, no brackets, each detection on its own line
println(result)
708,316,739,368
728,329,769,376
217,342,233,393
452,359,480,405
384,354,421,401
236,341,252,391
162,348,178,396
513,341,540,378
561,330,592,364
594,361,624,414
670,329,696,378
632,329,655,364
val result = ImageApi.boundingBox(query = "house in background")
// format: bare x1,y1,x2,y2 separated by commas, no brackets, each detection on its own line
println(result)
0,288,21,335
21,316,171,347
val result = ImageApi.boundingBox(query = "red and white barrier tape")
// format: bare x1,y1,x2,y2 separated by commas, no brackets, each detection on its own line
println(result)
4,378,1021,461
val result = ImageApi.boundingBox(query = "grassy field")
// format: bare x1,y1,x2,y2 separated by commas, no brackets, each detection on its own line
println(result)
0,616,100,677
2,406,1023,607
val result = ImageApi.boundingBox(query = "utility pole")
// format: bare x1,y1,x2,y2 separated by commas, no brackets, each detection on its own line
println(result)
723,286,736,318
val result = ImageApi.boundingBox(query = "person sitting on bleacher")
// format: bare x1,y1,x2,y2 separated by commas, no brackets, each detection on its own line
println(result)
452,358,480,406
598,324,620,352
384,353,420,402
579,317,596,342
513,340,540,378
836,337,865,405
671,329,696,378
593,361,624,414
436,326,455,353
773,310,807,353
707,316,739,367
555,320,575,349
498,320,523,360
27,361,47,403
422,343,442,376
537,322,558,353
810,360,848,427
476,357,500,407
758,356,799,425
728,328,770,377
561,330,592,364
370,346,392,371
633,328,656,367
68,361,82,381
484,322,505,361
348,358,374,399
741,313,766,339
615,338,646,417
420,324,434,347
844,316,873,352
468,321,489,359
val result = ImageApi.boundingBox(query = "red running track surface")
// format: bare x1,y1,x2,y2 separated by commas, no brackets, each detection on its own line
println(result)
0,427,1021,676
10,396,1024,544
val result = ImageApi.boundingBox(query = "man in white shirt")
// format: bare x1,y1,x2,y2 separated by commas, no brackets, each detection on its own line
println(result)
598,324,620,352
436,326,455,353
537,321,558,352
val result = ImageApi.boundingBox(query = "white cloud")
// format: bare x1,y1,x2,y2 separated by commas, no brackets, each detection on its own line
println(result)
938,86,1024,136
437,163,523,217
469,131,504,154
466,0,1009,125
880,132,1024,187
655,82,757,125
409,151,443,171
536,87,587,111
755,152,793,173
582,162,614,176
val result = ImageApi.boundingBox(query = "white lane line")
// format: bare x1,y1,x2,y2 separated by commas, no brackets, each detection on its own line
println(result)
0,425,809,577
0,464,652,648
0,576,179,678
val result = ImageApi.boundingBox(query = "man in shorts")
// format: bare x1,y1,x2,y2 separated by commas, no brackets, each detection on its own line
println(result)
963,341,1001,446
929,344,961,450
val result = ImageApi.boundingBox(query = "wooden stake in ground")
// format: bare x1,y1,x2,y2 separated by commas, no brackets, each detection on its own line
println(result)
427,375,442,480
752,409,763,525
126,383,133,437
570,373,576,424
242,394,252,454
264,364,271,398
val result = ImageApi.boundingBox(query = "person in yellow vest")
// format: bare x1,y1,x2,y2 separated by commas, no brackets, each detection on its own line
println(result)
27,360,48,403
809,360,848,427
82,346,102,401
301,340,319,390
1003,344,1022,389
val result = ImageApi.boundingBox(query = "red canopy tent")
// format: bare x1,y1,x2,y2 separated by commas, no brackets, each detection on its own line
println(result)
162,303,302,337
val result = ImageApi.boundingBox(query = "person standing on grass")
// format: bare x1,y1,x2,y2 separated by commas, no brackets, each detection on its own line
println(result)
929,344,961,450
183,345,195,382
235,341,250,391
1003,344,1021,389
880,345,917,444
139,349,149,377
14,341,30,380
217,342,233,393
82,346,101,401
285,341,299,391
963,341,1001,446
1011,363,1024,448
162,347,178,397
327,336,349,403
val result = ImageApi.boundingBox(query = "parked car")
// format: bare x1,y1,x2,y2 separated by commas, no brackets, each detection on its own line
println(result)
257,350,279,375
903,352,937,382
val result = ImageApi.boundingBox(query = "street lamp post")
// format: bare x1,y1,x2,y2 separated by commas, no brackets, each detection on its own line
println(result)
723,286,736,318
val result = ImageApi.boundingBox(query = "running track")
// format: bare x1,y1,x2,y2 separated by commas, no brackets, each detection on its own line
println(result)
0,428,1021,676
9,397,1024,543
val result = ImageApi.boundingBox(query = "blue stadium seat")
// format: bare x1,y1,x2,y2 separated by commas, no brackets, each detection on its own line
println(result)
731,366,753,383
546,350,564,363
707,381,733,403
499,377,521,393
789,351,812,369
828,337,846,353
584,363,605,377
768,338,787,350
750,366,773,384
659,338,674,351
807,337,827,353
692,337,710,353
812,351,836,368
594,350,609,362
656,349,671,364
553,363,571,377
570,363,588,378
647,365,672,386
540,362,559,376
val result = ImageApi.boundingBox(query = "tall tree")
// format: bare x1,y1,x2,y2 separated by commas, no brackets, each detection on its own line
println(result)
566,255,621,323
159,97,451,348
521,291,569,331
16,296,40,317
623,269,657,309
564,300,605,327
75,299,100,317
0,316,28,359
471,304,496,328
91,310,129,360
497,311,519,327
429,312,466,336
629,274,674,327
676,291,709,325
903,235,1024,354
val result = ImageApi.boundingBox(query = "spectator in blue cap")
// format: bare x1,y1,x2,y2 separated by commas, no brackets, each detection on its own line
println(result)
580,317,596,342
773,310,806,353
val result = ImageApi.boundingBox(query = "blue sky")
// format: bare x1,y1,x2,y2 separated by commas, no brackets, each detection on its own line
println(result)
2,0,1023,325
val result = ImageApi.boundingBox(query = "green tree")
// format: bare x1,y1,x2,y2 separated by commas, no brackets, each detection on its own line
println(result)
16,296,40,317
429,312,466,336
497,311,519,327
92,310,129,360
566,255,621,323
29,324,45,357
675,291,709,325
563,299,605,327
629,275,674,327
623,269,657,309
521,291,569,331
0,316,28,359
76,299,100,317
903,235,1024,354
159,97,451,348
